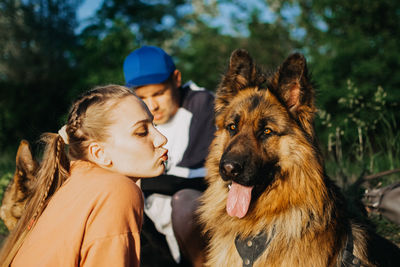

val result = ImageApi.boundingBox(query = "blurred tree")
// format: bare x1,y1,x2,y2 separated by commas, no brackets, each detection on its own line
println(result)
174,19,239,91
80,0,298,92
295,0,400,106
269,0,400,153
244,12,301,70
73,18,136,95
176,12,299,91
0,0,80,151
74,0,197,90
94,0,192,46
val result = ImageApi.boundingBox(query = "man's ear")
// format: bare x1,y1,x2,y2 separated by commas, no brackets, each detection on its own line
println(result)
88,142,112,167
172,69,182,88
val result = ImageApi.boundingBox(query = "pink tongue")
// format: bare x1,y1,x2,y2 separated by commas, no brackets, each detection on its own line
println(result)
226,182,254,218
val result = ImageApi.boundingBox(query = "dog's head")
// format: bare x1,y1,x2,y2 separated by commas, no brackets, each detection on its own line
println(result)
0,140,37,230
211,49,318,218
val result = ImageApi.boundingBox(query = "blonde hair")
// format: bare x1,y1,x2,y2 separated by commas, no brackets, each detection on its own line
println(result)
0,85,135,265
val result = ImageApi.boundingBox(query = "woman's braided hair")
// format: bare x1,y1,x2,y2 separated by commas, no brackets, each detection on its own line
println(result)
0,85,135,263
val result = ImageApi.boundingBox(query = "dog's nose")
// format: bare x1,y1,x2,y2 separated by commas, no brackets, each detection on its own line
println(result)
221,161,243,178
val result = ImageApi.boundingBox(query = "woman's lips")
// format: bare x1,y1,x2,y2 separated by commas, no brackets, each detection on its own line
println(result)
160,149,168,162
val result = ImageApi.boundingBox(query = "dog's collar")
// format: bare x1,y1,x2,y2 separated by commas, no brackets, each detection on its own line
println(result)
341,228,361,267
234,229,275,267
235,227,362,267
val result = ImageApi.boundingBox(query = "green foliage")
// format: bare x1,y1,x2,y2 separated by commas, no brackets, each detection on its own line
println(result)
370,214,400,246
318,83,400,180
0,172,12,237
73,18,136,95
176,12,299,91
317,83,400,244
175,20,239,91
0,0,80,151
244,13,301,69
290,0,400,142
0,151,14,237
95,0,191,45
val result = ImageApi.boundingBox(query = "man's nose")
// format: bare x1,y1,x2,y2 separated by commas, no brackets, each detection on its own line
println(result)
145,98,158,112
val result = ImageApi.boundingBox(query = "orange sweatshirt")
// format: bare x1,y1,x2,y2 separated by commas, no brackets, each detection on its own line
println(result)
12,161,143,267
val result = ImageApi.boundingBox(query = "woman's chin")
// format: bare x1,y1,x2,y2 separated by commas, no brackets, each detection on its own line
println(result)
156,165,166,176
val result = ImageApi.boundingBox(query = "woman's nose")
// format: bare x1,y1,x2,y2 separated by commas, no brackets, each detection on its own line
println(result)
153,128,167,148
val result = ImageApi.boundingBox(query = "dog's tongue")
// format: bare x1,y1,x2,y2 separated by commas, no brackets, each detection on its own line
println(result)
226,182,253,218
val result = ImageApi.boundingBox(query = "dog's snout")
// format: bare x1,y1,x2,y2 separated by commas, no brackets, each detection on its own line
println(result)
221,161,243,179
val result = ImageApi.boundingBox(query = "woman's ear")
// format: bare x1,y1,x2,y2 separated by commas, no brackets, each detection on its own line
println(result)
88,142,112,167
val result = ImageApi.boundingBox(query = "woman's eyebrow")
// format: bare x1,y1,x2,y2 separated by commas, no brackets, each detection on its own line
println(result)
131,118,152,128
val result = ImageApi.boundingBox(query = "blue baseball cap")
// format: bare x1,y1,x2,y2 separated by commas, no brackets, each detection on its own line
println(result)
123,46,176,87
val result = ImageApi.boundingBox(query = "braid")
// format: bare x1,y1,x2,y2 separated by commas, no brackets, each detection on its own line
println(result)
30,135,68,228
0,134,70,263
0,85,134,264
67,85,135,160
67,89,111,141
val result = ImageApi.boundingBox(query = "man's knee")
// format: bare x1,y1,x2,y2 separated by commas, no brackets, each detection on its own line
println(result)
171,189,202,214
171,189,206,266
171,189,202,235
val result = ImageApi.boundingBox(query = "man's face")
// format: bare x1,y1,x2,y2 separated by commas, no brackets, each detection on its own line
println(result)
135,75,180,125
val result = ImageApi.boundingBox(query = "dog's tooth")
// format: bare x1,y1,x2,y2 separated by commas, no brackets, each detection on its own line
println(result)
228,184,232,190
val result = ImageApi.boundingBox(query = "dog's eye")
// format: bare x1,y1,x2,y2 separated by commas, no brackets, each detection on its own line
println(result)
226,123,238,135
263,128,272,135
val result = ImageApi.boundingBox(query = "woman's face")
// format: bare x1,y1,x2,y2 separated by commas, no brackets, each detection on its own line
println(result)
102,95,168,179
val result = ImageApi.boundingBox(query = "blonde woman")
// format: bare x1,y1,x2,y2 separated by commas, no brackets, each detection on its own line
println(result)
0,85,168,266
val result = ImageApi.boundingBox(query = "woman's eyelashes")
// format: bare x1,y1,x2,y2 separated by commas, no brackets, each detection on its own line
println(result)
134,125,149,137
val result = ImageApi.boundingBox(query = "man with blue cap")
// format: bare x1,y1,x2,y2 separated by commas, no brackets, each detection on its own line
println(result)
123,46,215,266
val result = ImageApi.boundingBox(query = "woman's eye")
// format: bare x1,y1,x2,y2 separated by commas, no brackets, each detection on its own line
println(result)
135,127,148,137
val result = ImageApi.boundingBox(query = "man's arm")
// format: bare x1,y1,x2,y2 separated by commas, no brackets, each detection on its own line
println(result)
141,175,207,196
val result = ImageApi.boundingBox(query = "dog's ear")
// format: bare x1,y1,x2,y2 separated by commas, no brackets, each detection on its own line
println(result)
0,140,37,230
268,53,316,135
269,53,314,112
14,140,37,194
215,49,266,115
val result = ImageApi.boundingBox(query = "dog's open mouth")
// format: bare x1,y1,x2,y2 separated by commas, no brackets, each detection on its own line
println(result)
224,165,276,219
226,182,254,218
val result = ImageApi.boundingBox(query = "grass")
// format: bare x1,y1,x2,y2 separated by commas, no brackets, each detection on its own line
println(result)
319,113,400,245
316,84,400,245
325,156,400,246
0,172,11,237
370,214,400,245
0,149,16,237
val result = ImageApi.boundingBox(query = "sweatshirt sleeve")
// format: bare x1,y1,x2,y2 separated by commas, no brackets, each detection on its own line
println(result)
79,174,144,267
179,89,216,169
80,233,141,267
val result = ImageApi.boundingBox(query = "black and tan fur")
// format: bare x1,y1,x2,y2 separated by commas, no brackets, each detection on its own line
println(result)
198,49,400,267
0,140,37,231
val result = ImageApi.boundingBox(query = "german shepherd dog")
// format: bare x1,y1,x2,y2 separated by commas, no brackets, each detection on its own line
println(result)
0,140,37,231
198,49,400,267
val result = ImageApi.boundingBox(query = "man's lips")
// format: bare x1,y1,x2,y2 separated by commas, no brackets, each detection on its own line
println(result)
153,112,163,121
